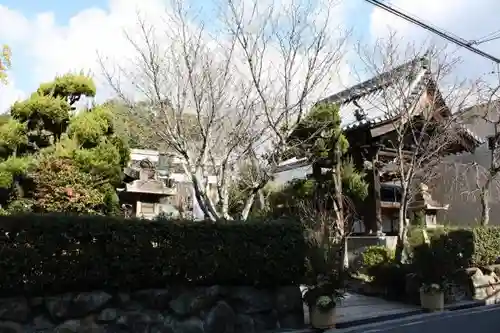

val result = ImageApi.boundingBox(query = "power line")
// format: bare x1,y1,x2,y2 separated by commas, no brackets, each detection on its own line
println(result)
473,34,500,46
364,0,500,64
380,0,469,45
472,29,500,45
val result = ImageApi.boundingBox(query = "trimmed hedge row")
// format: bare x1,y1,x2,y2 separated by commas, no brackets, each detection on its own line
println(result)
0,214,308,296
412,226,500,279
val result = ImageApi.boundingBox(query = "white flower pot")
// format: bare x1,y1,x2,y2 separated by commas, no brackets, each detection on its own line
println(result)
420,290,444,311
309,305,336,329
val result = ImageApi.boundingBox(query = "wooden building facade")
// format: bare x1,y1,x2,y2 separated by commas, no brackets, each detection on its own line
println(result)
279,55,484,234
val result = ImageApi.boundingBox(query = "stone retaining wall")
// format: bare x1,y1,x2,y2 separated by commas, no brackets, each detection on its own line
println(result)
0,286,304,332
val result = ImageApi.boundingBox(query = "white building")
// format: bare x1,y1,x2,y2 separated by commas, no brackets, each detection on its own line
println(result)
121,148,217,220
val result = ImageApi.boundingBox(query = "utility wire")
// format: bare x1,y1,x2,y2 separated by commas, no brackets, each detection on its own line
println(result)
472,29,500,45
472,34,500,46
364,0,500,64
379,0,469,45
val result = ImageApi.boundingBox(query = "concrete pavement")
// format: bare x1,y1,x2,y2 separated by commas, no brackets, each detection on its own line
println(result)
331,304,500,333
301,292,421,327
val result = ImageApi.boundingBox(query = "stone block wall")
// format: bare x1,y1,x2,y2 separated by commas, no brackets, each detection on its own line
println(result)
470,268,500,305
0,286,304,332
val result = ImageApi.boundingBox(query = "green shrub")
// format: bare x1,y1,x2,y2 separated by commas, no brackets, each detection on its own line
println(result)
357,246,407,300
407,226,447,250
361,245,395,270
409,226,500,284
472,227,500,266
372,262,410,301
0,214,308,296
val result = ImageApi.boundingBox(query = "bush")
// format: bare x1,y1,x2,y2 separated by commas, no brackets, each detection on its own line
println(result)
407,226,447,250
412,229,474,281
361,245,395,273
410,226,500,286
355,246,407,301
0,214,308,296
373,262,410,301
472,227,500,266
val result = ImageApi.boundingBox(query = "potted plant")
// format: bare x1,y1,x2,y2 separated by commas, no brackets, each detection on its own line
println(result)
419,283,444,311
303,274,344,329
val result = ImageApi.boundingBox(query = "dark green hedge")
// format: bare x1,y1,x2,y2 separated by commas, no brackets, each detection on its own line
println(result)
0,214,307,296
412,226,500,281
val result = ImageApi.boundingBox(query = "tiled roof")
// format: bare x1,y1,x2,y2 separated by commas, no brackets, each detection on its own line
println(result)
317,55,484,145
319,56,430,131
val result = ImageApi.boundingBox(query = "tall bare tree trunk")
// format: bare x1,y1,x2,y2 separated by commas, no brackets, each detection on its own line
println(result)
395,187,409,263
480,186,490,226
333,146,348,277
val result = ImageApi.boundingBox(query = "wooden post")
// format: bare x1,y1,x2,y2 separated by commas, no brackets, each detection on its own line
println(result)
363,144,382,234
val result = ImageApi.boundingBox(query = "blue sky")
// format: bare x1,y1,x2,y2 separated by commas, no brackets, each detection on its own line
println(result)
0,0,108,25
1,0,500,112
0,0,373,97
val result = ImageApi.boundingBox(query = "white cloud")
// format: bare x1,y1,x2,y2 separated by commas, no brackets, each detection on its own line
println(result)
0,0,352,111
368,0,500,81
0,78,25,114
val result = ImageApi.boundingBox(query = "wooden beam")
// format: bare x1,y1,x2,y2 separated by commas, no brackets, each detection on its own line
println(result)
378,149,414,159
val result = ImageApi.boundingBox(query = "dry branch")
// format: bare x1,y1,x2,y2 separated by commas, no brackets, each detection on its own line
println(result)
99,0,348,221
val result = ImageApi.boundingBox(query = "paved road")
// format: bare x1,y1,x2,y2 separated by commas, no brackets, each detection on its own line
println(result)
331,304,500,333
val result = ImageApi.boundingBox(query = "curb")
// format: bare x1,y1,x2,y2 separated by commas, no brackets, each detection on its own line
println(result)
265,300,487,333
335,309,423,329
336,300,486,329
444,300,486,311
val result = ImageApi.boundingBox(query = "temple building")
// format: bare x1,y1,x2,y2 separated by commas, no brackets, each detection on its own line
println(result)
276,55,484,234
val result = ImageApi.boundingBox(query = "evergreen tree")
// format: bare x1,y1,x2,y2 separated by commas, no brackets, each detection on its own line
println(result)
0,73,129,215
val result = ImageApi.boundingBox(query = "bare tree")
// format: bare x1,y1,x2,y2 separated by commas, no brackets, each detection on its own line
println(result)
454,80,500,226
99,0,348,221
355,36,476,260
296,190,357,277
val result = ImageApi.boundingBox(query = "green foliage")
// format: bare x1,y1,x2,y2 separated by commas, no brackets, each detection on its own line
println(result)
0,74,129,214
0,156,35,188
407,226,447,249
1,198,34,215
407,227,500,301
0,215,308,296
341,159,368,201
281,103,368,212
372,262,409,300
412,210,425,227
11,94,72,137
411,235,463,287
68,105,114,147
268,178,316,213
361,245,395,270
31,156,106,214
72,139,127,186
37,73,96,104
353,246,408,300
0,119,27,156
471,227,500,266
288,102,348,159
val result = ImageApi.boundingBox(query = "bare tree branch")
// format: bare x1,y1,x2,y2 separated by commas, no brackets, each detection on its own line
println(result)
354,34,477,260
98,0,348,221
